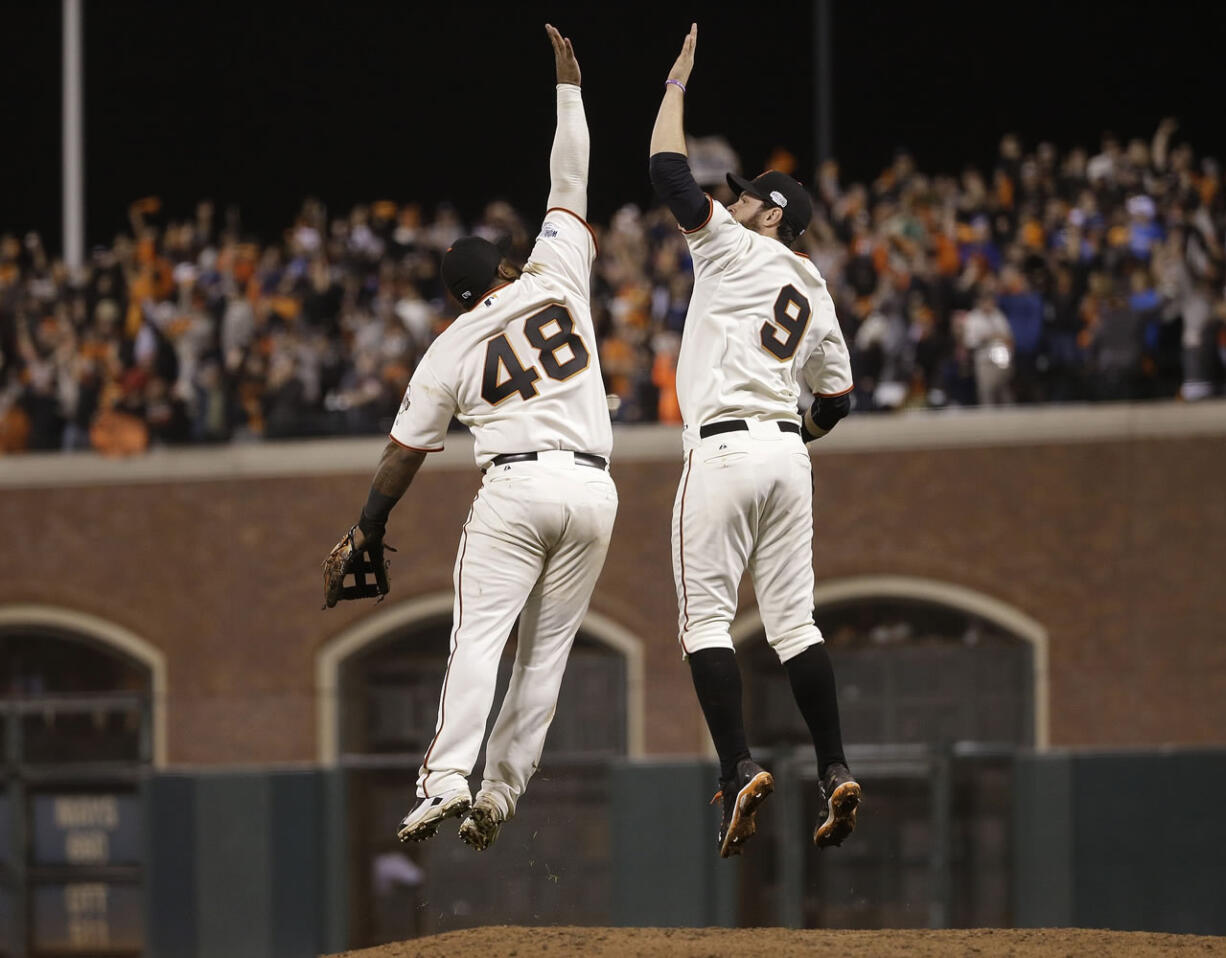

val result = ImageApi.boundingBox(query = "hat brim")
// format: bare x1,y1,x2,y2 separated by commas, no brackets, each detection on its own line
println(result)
726,172,765,201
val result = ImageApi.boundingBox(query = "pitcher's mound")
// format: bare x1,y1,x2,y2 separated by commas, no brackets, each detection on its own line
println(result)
327,925,1226,957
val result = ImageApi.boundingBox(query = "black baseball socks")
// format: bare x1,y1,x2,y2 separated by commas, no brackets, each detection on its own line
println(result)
687,648,751,783
784,642,847,777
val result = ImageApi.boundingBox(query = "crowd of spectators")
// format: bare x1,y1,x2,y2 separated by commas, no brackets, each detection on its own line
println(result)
1,119,1223,455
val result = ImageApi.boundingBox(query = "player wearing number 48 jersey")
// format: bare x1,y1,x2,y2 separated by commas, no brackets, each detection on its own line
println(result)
650,23,861,859
321,24,616,854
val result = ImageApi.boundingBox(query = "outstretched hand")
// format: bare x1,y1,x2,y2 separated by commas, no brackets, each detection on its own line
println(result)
668,22,698,87
546,23,581,86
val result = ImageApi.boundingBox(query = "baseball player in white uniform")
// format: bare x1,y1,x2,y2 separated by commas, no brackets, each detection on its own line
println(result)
324,25,616,853
649,24,861,858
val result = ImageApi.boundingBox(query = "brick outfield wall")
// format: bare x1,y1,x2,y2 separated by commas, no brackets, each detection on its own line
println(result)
0,429,1223,765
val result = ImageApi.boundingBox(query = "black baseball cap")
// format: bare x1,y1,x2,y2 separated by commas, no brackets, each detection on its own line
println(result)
726,170,813,237
441,236,503,308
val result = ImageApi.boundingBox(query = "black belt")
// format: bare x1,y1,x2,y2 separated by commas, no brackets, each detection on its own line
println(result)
699,419,801,439
487,451,608,471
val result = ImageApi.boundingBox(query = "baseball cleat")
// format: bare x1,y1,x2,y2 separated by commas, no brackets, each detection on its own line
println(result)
396,789,471,843
813,762,861,849
458,795,507,852
712,758,774,858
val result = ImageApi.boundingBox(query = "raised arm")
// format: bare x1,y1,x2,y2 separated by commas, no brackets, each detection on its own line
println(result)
650,23,695,157
648,24,709,231
545,24,589,219
1151,116,1177,173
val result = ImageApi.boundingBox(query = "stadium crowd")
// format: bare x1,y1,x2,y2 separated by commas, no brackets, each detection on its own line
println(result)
1,119,1223,454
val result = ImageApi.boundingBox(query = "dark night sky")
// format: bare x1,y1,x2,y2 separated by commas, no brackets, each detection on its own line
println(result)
4,1,1223,251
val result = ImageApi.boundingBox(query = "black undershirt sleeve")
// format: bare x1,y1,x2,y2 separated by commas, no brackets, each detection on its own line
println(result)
649,152,711,232
800,393,852,442
813,393,851,431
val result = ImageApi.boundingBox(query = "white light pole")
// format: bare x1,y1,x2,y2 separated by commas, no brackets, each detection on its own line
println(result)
62,0,84,270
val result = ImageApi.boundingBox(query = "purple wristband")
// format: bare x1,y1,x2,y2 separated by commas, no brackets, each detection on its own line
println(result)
666,78,686,95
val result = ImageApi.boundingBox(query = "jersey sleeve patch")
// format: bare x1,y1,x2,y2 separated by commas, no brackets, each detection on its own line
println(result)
525,209,597,296
544,207,599,254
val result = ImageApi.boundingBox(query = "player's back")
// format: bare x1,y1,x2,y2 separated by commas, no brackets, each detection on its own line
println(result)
676,200,850,431
391,210,612,468
433,271,611,464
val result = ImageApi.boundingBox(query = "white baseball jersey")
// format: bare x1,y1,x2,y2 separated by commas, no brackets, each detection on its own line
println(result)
676,198,852,444
394,206,619,818
390,85,618,839
389,209,612,467
670,196,852,663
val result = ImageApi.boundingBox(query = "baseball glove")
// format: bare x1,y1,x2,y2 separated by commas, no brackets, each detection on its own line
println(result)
322,525,396,609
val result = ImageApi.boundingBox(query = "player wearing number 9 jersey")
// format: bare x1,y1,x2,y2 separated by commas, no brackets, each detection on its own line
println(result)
650,23,861,860
340,25,617,852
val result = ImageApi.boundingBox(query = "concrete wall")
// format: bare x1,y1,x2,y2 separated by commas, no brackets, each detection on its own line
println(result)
1,402,1224,766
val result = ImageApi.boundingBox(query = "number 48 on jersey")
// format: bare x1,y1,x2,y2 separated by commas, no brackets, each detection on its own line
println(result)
481,304,591,405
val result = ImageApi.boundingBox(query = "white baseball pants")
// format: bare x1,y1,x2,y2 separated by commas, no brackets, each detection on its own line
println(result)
417,452,618,817
672,422,824,663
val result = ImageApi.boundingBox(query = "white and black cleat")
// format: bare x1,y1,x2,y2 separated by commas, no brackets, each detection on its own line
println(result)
396,790,472,843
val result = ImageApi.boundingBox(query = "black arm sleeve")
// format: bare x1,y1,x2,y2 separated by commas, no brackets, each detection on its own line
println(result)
358,488,397,540
649,152,711,231
800,393,852,442
814,393,851,431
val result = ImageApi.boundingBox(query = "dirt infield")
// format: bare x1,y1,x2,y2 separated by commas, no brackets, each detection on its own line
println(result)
327,926,1226,957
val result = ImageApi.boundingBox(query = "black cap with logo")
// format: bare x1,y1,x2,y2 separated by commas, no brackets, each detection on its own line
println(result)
726,170,814,237
441,237,503,309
